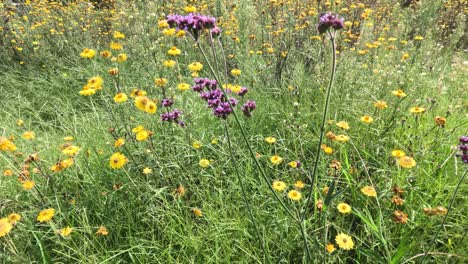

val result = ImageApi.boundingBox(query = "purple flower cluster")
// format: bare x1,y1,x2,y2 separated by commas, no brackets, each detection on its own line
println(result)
192,78,218,92
210,26,222,38
237,87,249,97
457,136,468,163
162,98,174,107
160,109,184,126
215,98,239,119
160,98,183,126
199,89,238,119
192,77,256,118
241,100,256,117
166,14,217,40
317,13,344,34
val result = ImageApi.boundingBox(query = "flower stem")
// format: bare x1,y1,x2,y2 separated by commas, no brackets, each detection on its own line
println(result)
419,169,467,264
223,122,270,264
195,41,297,220
301,35,337,223
299,221,312,262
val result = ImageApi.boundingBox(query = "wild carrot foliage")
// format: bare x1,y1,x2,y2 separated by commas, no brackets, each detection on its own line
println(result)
0,0,467,263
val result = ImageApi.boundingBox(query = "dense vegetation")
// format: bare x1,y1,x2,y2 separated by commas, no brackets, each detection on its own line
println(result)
0,0,467,263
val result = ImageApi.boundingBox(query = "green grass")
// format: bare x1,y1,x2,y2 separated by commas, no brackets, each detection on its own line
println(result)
0,0,467,263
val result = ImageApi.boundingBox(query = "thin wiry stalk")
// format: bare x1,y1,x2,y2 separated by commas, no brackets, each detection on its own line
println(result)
301,34,337,223
299,221,312,262
223,122,270,264
419,169,467,264
216,38,229,81
196,40,297,221
209,34,221,78
198,37,312,261
199,37,311,262
349,140,391,260
322,212,329,264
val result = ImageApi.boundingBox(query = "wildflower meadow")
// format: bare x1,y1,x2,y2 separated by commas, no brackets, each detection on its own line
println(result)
0,0,467,263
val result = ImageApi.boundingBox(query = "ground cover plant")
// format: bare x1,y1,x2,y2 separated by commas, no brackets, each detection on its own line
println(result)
0,0,467,263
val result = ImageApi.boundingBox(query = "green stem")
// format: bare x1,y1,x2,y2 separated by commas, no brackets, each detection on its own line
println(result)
301,35,337,223
196,41,297,221
323,212,329,264
299,221,312,262
99,93,136,164
223,122,270,264
419,170,467,264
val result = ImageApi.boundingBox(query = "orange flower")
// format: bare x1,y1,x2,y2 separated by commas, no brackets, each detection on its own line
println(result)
434,116,446,127
391,196,404,205
393,210,408,224
95,226,109,236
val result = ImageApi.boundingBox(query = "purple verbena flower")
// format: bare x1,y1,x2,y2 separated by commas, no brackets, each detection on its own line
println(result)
192,76,256,119
456,136,468,164
192,78,218,92
162,98,174,107
241,100,256,117
460,136,468,144
318,13,344,34
160,109,184,126
211,26,222,38
237,87,249,97
166,14,218,40
296,161,302,168
213,102,233,119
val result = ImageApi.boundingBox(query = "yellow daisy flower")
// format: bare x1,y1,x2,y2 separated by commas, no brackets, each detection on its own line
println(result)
192,208,203,217
37,208,55,223
409,106,425,114
326,243,336,253
0,137,17,152
114,93,128,103
62,145,80,156
374,100,388,110
178,83,190,91
391,150,406,158
58,226,73,237
294,180,305,189
0,218,13,237
392,89,407,98
192,141,202,149
335,233,354,250
188,62,203,72
231,69,241,76
398,156,416,168
361,186,377,197
287,190,302,201
22,131,35,140
199,159,210,168
22,180,35,190
337,202,352,214
7,213,21,224
265,137,277,144
272,180,287,192
114,138,125,148
336,121,350,130
270,155,283,165
109,152,127,169
360,115,374,124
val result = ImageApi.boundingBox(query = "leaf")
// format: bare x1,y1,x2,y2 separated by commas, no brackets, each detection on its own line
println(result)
325,185,349,206
390,232,412,264
324,178,337,206
353,209,378,233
